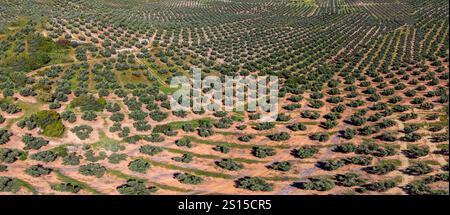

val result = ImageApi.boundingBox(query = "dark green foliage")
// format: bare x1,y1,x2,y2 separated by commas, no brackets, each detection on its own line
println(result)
293,145,319,158
213,145,230,154
270,161,292,171
79,163,106,178
335,173,367,187
404,145,429,158
287,123,307,131
267,132,290,141
217,159,243,171
236,177,273,191
301,110,320,119
366,160,401,175
345,156,373,166
139,145,163,156
51,182,81,193
253,122,275,130
405,162,433,176
175,138,193,148
197,128,214,137
61,110,76,123
318,159,346,171
108,153,127,164
117,179,157,195
253,146,276,158
0,102,21,114
0,148,25,163
84,149,107,162
174,173,203,185
25,164,52,177
70,95,106,112
365,179,399,192
309,133,329,142
355,142,397,157
81,111,97,121
22,133,49,150
172,153,193,163
238,134,255,142
333,143,356,153
301,177,335,191
0,165,7,172
31,151,58,162
133,120,151,131
128,158,150,173
150,110,168,122
0,129,12,145
18,110,65,137
62,152,81,165
71,125,93,140
0,177,20,193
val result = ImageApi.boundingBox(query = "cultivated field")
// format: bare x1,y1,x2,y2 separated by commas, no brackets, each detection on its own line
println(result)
0,0,448,195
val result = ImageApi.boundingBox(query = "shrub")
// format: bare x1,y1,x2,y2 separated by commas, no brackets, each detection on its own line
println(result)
81,111,97,121
51,183,81,193
213,145,230,154
345,156,373,166
236,177,273,191
0,177,20,193
309,133,329,142
301,177,335,191
62,153,81,165
365,179,399,192
84,150,107,162
25,164,52,177
287,123,307,131
0,129,12,145
198,128,214,137
333,143,356,153
61,110,76,123
108,153,127,164
172,153,193,163
71,125,93,140
174,173,203,185
139,145,163,156
254,122,275,130
116,179,157,195
31,151,57,162
110,112,125,122
216,159,243,171
0,165,7,172
70,95,106,112
22,134,49,150
150,110,168,122
293,146,319,158
355,142,398,157
253,147,276,158
238,134,255,142
318,159,346,171
79,163,106,178
175,138,193,148
0,148,25,163
405,162,433,175
19,111,65,137
270,161,292,171
366,160,401,175
133,120,151,131
267,132,290,141
335,173,367,187
404,145,429,158
128,159,150,173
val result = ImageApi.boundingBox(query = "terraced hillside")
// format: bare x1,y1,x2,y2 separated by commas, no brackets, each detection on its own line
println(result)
0,0,448,195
